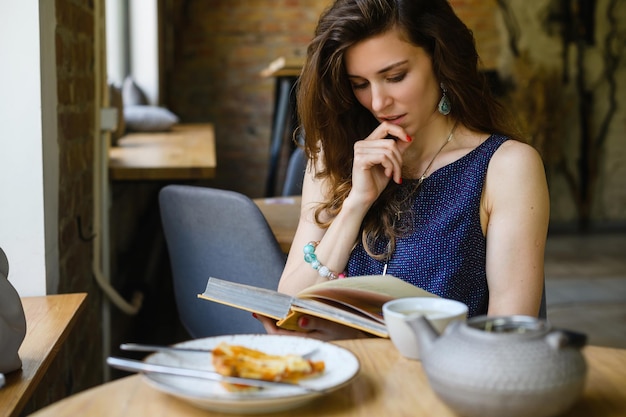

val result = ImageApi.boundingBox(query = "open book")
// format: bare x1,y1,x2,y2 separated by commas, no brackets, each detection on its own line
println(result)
198,275,437,338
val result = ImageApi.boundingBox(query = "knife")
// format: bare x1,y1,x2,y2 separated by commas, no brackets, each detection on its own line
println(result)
120,343,214,354
106,357,323,393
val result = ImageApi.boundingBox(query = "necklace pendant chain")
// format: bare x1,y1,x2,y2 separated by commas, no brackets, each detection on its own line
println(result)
417,121,458,182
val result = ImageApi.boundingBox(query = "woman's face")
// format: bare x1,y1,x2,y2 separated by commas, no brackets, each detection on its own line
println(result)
344,27,441,137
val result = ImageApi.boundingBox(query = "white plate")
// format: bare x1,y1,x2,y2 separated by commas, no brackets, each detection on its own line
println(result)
141,334,360,414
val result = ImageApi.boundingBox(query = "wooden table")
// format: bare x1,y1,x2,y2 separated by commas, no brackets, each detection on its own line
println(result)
253,196,300,253
109,123,217,181
28,339,626,417
1,293,87,417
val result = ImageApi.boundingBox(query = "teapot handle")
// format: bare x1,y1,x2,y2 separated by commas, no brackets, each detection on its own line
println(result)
546,328,587,350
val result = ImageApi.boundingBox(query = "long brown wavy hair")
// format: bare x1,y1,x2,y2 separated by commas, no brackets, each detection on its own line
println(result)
297,0,520,259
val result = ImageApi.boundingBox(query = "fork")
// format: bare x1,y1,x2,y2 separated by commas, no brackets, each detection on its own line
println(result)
107,357,324,392
120,343,319,359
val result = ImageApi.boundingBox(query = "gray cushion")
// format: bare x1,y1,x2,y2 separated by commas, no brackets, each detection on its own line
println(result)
122,76,148,106
124,105,180,132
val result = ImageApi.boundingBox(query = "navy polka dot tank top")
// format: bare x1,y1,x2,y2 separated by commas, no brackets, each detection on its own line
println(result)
346,134,509,317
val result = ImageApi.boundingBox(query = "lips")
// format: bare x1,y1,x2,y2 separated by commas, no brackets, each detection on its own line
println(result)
379,114,406,124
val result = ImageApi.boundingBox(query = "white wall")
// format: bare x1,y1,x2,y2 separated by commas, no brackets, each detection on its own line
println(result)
106,0,159,104
106,0,127,86
129,0,159,104
41,0,60,294
0,2,57,296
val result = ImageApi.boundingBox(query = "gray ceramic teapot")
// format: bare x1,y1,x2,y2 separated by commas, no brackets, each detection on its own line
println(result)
405,314,587,417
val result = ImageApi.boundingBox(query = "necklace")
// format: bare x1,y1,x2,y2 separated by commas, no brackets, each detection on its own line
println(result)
413,121,458,185
394,121,458,216
382,121,458,276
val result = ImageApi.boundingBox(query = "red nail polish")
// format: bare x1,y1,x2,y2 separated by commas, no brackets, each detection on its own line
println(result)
252,312,258,319
398,177,403,184
299,316,309,328
406,134,412,142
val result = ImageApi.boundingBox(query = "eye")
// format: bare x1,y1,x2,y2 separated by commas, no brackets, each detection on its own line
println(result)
351,81,369,90
387,72,406,83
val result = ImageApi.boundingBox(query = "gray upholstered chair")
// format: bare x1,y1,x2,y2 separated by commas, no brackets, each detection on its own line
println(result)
159,185,286,338
281,146,307,196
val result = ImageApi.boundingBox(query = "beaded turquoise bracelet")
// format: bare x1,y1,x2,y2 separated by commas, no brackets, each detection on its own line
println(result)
303,241,346,280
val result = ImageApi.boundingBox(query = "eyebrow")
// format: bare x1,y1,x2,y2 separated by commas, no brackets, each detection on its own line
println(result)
347,60,409,79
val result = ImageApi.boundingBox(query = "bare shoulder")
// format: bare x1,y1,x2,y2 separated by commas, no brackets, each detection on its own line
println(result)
483,139,548,211
493,139,543,166
488,139,545,180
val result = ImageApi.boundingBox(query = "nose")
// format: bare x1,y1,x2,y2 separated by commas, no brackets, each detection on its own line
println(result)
370,84,392,113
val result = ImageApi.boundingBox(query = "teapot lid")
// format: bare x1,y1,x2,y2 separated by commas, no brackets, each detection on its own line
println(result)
467,315,550,335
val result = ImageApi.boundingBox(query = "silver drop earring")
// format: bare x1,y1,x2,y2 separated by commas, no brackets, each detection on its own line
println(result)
438,82,451,115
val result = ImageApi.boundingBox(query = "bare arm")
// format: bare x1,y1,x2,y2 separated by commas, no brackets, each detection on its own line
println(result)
277,164,363,295
278,122,412,296
483,141,550,316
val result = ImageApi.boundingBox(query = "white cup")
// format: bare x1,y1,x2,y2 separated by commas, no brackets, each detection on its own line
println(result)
383,297,468,360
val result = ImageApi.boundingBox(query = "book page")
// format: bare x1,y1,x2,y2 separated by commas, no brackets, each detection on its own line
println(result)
296,275,437,319
287,298,390,338
299,287,393,322
297,275,436,298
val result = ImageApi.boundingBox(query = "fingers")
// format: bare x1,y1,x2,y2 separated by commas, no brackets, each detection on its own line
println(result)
253,313,311,337
362,122,413,184
253,313,282,334
358,122,411,184
345,122,411,206
254,312,369,340
354,140,402,184
297,315,368,340
372,122,411,145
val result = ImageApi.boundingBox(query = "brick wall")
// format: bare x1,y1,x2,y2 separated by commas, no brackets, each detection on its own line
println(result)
161,0,328,196
161,0,499,197
22,0,104,413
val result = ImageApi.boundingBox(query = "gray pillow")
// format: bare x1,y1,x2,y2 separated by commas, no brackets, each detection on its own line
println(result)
124,105,180,132
122,76,148,106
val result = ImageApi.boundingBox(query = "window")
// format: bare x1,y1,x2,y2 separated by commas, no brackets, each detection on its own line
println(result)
106,0,159,104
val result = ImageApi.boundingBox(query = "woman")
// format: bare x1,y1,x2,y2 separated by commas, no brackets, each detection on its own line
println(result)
257,0,549,340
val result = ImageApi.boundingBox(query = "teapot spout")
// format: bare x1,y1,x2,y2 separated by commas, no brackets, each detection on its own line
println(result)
403,313,439,357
